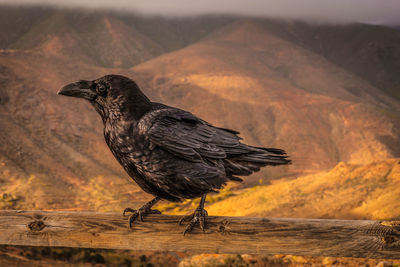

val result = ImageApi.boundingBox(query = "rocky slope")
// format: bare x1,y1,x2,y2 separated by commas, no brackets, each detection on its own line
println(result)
0,6,399,212
133,19,400,181
205,159,400,220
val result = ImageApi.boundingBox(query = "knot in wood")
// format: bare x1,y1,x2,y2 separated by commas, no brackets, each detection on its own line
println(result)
217,219,231,235
28,220,46,232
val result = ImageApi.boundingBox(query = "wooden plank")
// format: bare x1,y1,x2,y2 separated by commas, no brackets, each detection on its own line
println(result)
0,210,399,258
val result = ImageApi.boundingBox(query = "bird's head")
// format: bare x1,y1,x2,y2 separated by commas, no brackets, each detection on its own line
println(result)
58,74,151,121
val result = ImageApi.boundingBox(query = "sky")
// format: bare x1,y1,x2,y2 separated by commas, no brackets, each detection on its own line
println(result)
1,0,400,25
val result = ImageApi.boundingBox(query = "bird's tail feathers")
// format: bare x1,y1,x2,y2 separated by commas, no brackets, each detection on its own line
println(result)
241,145,292,165
224,144,291,180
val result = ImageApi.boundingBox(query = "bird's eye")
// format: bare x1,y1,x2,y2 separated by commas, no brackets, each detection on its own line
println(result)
96,84,107,96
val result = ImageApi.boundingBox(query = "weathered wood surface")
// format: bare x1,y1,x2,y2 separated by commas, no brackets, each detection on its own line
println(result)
0,210,400,258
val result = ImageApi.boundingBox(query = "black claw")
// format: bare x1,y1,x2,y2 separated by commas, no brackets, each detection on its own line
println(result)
199,217,205,232
123,197,161,229
123,207,136,216
128,213,139,228
180,208,208,235
124,207,162,228
179,213,194,225
183,225,193,236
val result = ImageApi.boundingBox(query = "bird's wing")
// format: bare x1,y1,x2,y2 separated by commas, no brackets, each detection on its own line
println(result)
137,108,241,163
135,108,240,199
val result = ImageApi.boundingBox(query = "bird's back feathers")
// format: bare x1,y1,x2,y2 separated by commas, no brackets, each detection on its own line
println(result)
133,105,291,200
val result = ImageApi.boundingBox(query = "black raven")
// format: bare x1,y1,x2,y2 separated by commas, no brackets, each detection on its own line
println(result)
58,74,291,234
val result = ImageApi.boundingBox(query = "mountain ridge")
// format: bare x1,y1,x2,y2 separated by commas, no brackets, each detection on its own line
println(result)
0,6,399,213
132,18,400,175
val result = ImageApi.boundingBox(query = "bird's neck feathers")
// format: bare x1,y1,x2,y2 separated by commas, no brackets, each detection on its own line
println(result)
95,89,152,125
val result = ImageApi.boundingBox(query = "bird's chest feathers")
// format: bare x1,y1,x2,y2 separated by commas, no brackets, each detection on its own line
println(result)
104,119,150,169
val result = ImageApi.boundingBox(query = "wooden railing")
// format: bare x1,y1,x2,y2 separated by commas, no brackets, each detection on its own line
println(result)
1,210,399,258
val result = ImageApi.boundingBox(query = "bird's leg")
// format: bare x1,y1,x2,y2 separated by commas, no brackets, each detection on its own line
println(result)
123,197,161,228
179,194,208,235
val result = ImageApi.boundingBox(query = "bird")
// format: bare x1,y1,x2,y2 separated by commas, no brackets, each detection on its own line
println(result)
58,74,291,234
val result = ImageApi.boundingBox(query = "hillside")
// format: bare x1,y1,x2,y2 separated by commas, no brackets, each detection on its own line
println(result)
204,159,400,220
0,50,153,210
133,19,400,181
247,19,400,100
7,10,164,67
156,159,400,221
0,6,234,68
0,6,399,214
0,6,50,49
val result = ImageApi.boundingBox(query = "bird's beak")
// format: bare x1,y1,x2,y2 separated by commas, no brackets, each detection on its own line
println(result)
58,80,97,101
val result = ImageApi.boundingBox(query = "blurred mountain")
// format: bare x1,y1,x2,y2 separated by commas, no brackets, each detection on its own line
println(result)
133,18,400,178
0,6,50,49
0,6,233,68
392,25,400,31
0,6,399,214
0,50,150,210
252,19,400,100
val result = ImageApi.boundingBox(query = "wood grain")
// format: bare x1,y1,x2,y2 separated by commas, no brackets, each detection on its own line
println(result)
0,210,399,258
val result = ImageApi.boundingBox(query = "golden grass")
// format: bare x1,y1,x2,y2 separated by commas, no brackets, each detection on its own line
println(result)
2,159,399,222
205,159,400,220
155,183,237,215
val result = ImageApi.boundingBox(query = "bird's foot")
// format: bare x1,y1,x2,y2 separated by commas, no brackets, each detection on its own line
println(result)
179,207,208,235
123,207,161,228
